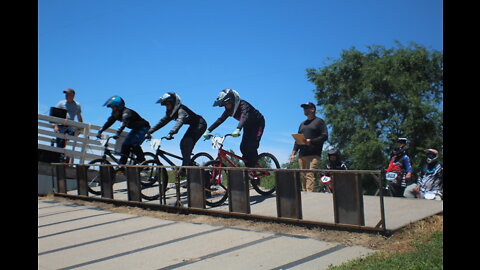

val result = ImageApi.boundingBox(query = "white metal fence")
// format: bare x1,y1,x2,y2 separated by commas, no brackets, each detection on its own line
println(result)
38,114,128,164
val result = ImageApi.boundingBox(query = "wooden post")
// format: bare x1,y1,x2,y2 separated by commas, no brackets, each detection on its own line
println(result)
228,170,250,214
275,171,302,219
55,165,67,194
187,168,206,209
80,124,91,164
100,166,114,199
76,165,89,196
332,173,365,226
126,167,142,202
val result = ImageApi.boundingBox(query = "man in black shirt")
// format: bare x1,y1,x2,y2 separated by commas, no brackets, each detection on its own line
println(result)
290,102,328,192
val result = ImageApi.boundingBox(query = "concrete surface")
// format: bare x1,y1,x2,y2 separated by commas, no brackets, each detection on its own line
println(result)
38,198,374,270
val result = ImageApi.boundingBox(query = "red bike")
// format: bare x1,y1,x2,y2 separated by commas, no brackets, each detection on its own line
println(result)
203,134,280,207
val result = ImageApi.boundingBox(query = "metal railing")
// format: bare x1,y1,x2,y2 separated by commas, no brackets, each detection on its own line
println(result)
51,162,388,234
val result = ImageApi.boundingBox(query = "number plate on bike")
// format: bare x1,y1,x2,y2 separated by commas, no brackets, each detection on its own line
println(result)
150,139,161,150
212,137,225,150
386,172,397,182
321,176,331,184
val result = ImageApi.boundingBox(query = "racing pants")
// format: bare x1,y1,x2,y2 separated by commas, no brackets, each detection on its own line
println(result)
240,117,265,168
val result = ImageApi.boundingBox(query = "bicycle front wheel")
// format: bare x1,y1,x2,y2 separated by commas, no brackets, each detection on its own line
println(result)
203,160,228,207
86,158,113,195
251,152,280,196
139,158,168,201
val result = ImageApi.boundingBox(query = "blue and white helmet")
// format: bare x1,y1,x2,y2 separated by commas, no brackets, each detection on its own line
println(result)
213,88,241,116
157,92,182,117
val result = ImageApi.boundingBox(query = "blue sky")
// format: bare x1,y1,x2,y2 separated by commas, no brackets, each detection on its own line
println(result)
38,0,443,165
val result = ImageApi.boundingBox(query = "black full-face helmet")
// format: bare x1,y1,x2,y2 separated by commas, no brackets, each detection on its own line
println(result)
397,137,409,145
328,148,340,158
327,148,341,162
157,92,181,117
213,88,241,116
392,146,406,156
425,149,439,164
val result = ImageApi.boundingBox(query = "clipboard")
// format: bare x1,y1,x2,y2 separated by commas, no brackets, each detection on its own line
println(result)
291,134,307,145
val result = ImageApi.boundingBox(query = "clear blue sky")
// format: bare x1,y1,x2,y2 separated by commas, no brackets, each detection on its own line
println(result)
38,0,443,165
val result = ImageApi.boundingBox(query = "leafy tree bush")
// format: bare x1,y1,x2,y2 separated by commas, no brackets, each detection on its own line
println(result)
306,41,443,174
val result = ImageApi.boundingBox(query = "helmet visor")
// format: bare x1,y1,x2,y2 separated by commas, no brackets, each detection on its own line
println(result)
213,98,224,107
103,96,117,107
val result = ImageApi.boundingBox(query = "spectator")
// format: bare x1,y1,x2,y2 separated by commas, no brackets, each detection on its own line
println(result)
320,148,347,192
404,149,443,200
53,88,83,163
326,148,347,171
290,102,328,192
386,145,413,197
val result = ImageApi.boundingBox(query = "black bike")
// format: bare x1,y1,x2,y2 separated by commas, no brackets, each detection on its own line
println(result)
139,135,214,201
86,136,157,200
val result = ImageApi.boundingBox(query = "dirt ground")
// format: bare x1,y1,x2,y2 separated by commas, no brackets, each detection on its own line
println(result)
40,195,443,254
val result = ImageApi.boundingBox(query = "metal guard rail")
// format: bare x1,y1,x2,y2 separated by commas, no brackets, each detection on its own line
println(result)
51,163,389,235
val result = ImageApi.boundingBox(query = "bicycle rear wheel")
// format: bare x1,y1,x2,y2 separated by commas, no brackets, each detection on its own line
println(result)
251,152,280,196
191,152,214,166
203,160,228,207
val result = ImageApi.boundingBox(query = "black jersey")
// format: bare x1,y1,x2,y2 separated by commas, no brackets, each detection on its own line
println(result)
100,107,150,134
150,104,204,135
208,100,264,132
293,116,328,157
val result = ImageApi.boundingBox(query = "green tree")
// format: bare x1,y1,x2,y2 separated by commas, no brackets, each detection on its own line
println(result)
306,42,443,173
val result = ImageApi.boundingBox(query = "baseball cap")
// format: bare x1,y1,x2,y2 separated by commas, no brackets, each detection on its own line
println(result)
300,102,316,109
63,88,75,94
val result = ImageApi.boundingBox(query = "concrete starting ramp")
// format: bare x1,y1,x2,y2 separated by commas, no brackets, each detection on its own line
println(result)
80,181,443,232
38,198,374,270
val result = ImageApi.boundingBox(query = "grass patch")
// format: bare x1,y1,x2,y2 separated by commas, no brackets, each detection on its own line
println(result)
328,230,443,270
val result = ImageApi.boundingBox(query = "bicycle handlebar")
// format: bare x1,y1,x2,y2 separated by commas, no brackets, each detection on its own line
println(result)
204,133,237,141
145,134,173,141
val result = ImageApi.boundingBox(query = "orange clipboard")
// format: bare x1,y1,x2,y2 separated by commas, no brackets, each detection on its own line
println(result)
291,134,307,145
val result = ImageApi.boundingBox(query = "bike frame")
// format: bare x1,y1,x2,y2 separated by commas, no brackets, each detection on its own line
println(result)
211,134,270,184
153,147,183,167
100,137,138,166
